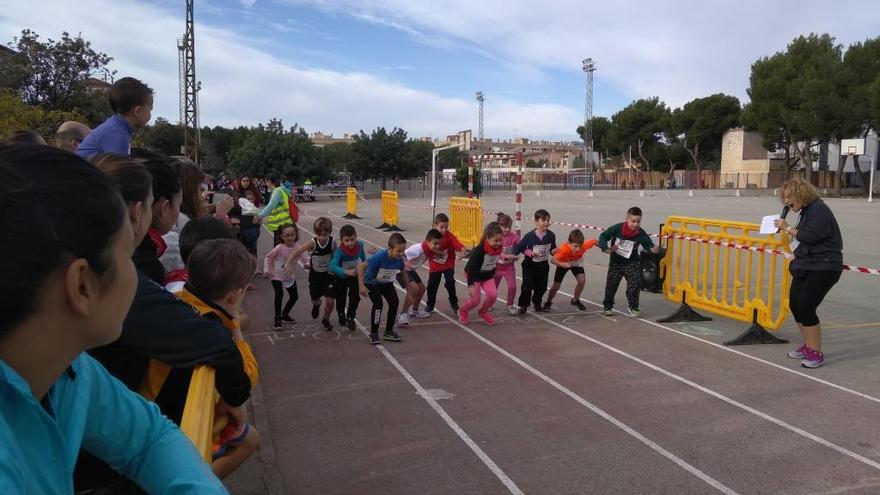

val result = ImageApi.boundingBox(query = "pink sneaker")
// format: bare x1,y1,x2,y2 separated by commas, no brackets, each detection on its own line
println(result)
458,309,470,324
787,344,808,360
801,348,825,368
478,310,495,326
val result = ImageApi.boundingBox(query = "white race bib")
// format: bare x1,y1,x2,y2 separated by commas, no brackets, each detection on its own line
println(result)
274,259,286,273
569,259,584,268
480,254,499,272
433,251,448,265
311,254,331,272
342,259,360,271
614,239,635,259
376,267,399,282
532,243,551,262
790,239,800,252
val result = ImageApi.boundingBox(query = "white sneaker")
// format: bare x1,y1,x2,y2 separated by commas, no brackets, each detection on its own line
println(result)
508,306,519,316
397,313,410,326
413,309,432,318
408,308,417,317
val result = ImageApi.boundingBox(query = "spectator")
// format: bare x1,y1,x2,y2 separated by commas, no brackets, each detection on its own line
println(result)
160,156,206,279
164,216,236,293
131,150,182,285
255,175,293,245
54,121,91,152
76,77,153,158
237,175,261,207
0,145,225,493
2,130,46,146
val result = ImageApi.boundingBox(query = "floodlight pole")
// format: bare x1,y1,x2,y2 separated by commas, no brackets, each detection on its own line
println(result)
869,159,875,203
432,143,466,220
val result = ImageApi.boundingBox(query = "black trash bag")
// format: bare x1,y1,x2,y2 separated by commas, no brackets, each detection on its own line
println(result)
640,246,667,293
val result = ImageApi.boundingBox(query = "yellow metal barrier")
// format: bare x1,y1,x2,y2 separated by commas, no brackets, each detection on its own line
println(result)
180,365,217,462
658,216,792,345
376,191,403,231
448,197,483,248
342,187,360,219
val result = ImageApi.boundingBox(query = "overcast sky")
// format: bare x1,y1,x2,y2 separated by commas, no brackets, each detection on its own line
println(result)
2,0,879,140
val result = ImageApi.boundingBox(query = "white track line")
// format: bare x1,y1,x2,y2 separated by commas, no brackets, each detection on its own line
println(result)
316,208,880,474
324,206,880,406
298,212,737,494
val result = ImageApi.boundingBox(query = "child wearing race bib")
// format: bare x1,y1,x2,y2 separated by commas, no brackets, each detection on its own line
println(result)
544,229,598,311
513,209,559,315
359,233,408,345
424,213,466,313
329,224,367,331
284,217,337,330
264,224,302,330
493,213,521,315
459,223,506,325
397,229,443,326
598,206,659,317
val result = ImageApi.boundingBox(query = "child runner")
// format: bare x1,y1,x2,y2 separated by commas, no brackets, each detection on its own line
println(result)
359,233,408,345
514,209,559,314
598,206,659,317
284,217,337,330
424,213,466,313
397,229,442,326
264,224,301,330
544,229,598,311
459,222,505,325
329,224,367,331
493,212,521,315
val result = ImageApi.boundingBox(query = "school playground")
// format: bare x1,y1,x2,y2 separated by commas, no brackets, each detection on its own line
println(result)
228,190,880,495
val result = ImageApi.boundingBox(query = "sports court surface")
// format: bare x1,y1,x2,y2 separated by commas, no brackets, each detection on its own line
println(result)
233,191,880,495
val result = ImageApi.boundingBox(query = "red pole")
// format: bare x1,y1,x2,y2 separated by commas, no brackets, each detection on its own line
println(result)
515,150,523,237
467,155,474,199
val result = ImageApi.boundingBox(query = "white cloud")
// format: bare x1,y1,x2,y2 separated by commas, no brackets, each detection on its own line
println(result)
282,0,880,109
240,0,257,7
0,0,579,139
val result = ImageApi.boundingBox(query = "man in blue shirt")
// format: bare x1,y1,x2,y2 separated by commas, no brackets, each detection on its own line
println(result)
76,77,154,158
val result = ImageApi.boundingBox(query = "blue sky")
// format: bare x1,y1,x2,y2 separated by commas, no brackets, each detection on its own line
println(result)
3,0,880,140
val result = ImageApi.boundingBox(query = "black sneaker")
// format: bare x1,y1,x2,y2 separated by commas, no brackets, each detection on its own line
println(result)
280,315,295,324
534,304,549,313
517,306,528,316
383,330,403,342
571,300,586,311
424,306,434,313
321,318,332,331
369,332,381,345
272,317,282,330
338,314,347,327
311,304,320,319
542,301,553,311
450,304,459,313
346,317,356,331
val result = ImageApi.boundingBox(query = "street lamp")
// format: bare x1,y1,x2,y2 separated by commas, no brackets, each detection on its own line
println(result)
582,57,596,190
431,143,466,219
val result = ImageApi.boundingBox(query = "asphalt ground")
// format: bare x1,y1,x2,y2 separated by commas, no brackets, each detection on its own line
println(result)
235,193,880,494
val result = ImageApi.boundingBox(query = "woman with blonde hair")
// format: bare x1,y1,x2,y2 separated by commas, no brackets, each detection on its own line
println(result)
774,177,843,368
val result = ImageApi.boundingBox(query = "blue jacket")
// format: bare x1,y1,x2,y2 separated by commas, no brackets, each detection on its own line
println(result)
0,353,226,494
364,249,405,285
75,114,133,158
330,241,367,278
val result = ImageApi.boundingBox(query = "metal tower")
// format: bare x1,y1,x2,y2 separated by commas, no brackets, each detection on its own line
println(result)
582,58,596,174
179,0,200,163
475,91,485,147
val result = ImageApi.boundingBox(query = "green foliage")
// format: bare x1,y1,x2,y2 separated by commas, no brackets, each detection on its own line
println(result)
0,90,84,142
228,119,328,183
436,148,466,170
6,30,115,114
606,97,670,170
134,117,183,156
669,93,741,173
842,37,880,135
576,116,612,154
200,125,251,171
455,164,482,195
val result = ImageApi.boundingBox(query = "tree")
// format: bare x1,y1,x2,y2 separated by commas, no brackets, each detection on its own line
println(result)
0,89,83,141
228,119,322,182
6,30,115,113
669,94,741,185
576,116,612,155
350,127,410,189
455,165,482,195
606,97,669,171
745,34,847,185
134,117,184,156
526,158,538,168
201,125,250,171
404,140,434,178
436,148,466,171
839,37,880,195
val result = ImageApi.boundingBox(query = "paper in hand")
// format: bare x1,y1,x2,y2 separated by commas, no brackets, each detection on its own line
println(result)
759,215,780,235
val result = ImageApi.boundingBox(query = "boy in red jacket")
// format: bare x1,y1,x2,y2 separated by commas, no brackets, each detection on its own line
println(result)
424,213,466,313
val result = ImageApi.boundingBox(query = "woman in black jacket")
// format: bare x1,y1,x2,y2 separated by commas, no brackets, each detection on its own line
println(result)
774,177,843,369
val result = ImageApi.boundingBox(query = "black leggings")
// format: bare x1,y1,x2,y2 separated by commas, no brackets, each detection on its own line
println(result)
519,262,549,309
789,269,841,326
335,276,360,319
426,269,458,310
271,280,299,317
368,283,399,334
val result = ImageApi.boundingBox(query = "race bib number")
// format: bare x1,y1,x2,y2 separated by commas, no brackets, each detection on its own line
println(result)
433,251,448,265
311,254,331,272
614,239,635,259
342,259,360,271
376,267,399,282
789,239,800,252
569,258,584,268
481,254,499,272
532,244,551,262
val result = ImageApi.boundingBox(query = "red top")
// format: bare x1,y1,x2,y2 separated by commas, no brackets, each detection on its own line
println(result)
427,231,464,272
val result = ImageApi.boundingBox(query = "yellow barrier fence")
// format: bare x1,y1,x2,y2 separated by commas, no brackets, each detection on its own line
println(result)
658,216,793,346
376,191,403,231
179,365,217,462
448,197,483,249
342,187,360,219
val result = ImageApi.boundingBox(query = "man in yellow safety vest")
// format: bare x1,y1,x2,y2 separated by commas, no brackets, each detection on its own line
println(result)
255,175,292,245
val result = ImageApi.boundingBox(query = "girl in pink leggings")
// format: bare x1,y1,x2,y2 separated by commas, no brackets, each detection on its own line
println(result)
494,213,521,315
460,222,506,325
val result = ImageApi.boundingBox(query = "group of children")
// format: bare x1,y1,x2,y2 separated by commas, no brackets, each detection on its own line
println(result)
263,206,660,344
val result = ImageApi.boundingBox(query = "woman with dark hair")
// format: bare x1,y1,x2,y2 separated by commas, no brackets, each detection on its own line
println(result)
774,177,843,369
160,156,205,280
2,130,47,146
0,145,225,492
130,149,183,285
237,175,261,207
